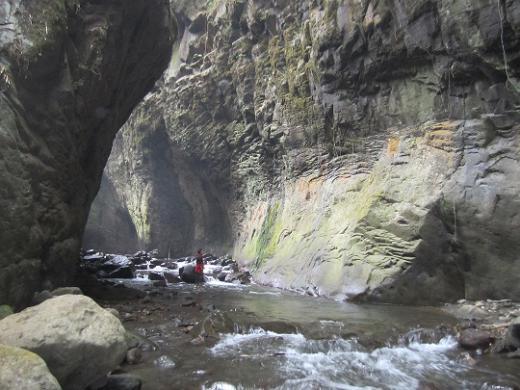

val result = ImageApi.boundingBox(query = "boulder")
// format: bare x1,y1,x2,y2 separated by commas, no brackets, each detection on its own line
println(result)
148,272,165,281
32,290,54,305
212,266,223,276
104,256,132,268
152,280,167,288
225,271,252,284
32,287,83,305
164,262,178,270
498,318,520,352
458,329,494,350
221,258,235,267
82,253,105,262
129,256,147,265
102,374,142,390
217,272,228,282
164,272,181,284
0,344,62,390
0,295,129,390
108,266,135,279
179,265,205,284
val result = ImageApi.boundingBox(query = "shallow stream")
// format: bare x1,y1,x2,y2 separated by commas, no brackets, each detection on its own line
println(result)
115,280,519,390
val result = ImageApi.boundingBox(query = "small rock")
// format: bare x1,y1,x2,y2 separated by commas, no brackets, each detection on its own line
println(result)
105,308,120,319
459,352,477,366
152,280,167,288
125,348,142,365
51,287,83,296
503,319,520,351
458,329,494,350
506,349,520,359
154,355,175,368
148,272,165,281
32,290,53,305
190,335,206,345
418,381,441,390
130,257,147,265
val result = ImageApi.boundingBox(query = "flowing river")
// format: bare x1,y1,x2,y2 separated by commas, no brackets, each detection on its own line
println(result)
105,277,520,390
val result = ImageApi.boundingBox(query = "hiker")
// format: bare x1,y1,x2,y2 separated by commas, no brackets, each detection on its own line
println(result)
195,249,204,274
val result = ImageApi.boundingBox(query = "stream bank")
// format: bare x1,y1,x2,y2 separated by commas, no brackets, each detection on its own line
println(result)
92,277,520,389
1,251,519,389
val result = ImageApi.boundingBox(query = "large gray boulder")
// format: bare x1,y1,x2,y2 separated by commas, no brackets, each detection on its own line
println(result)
179,265,205,284
0,344,61,390
0,295,129,390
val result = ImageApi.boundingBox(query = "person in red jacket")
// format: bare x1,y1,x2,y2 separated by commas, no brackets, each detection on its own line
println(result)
195,249,204,274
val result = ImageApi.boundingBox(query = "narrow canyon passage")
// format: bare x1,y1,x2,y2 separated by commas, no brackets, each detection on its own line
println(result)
1,0,520,389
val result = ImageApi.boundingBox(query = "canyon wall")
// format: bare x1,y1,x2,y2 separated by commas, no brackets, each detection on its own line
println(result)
88,0,520,303
0,0,174,308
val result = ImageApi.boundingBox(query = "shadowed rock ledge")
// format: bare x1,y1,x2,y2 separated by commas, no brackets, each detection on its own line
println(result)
0,0,175,308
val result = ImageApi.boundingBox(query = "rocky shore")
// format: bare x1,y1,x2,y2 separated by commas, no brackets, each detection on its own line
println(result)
445,299,520,360
79,249,252,286
1,249,519,389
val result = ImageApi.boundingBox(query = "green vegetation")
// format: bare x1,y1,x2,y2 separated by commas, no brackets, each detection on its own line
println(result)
0,304,14,320
243,202,284,269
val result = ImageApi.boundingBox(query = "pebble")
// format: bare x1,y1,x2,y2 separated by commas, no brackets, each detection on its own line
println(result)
154,355,176,368
125,348,142,365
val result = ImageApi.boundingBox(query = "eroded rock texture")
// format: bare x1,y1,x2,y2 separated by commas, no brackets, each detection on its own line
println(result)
88,0,520,303
0,0,174,308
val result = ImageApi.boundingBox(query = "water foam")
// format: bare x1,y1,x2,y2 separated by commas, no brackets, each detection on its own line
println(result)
208,327,470,389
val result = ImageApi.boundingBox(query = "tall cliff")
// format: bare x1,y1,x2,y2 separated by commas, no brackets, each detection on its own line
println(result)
87,0,520,303
0,0,174,308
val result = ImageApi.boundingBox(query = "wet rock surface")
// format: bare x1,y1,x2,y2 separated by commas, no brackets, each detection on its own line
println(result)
0,295,129,390
80,249,251,288
445,299,520,359
0,344,62,390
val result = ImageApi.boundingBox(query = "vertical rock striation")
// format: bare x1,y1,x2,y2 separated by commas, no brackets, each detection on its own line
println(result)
88,0,520,303
0,0,174,308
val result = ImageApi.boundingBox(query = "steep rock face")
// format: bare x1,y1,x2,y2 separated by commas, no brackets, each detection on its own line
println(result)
84,98,233,256
0,0,174,308
89,0,520,303
82,173,139,254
